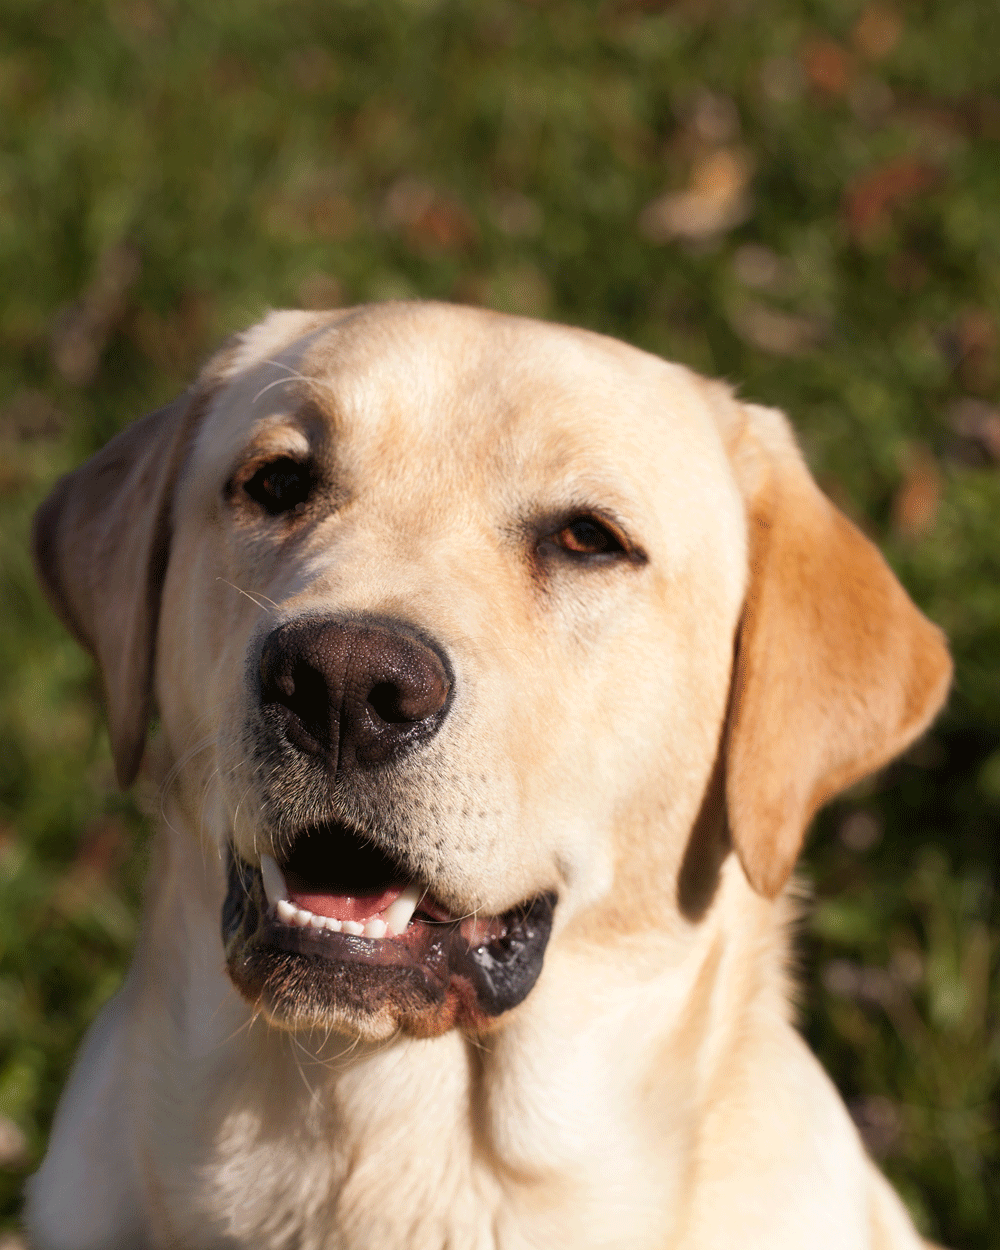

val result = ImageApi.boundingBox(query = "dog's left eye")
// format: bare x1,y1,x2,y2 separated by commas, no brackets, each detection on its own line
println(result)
242,458,313,515
545,517,627,558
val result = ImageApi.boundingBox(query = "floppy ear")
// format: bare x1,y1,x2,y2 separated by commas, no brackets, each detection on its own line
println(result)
722,401,952,898
33,387,212,788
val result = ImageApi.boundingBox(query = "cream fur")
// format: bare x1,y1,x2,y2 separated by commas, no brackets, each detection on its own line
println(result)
26,303,950,1250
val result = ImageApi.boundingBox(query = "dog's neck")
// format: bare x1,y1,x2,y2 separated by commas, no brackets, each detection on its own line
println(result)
132,805,782,1250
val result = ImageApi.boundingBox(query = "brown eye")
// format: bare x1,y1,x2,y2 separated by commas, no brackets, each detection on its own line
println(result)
551,517,626,557
243,457,313,515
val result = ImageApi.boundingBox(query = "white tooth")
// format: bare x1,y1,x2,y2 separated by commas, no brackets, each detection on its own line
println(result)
293,907,312,927
364,918,387,939
276,899,297,924
259,854,288,909
324,917,343,933
308,913,326,930
383,884,423,937
342,920,365,936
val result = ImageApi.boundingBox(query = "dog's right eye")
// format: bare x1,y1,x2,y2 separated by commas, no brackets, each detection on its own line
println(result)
242,457,314,515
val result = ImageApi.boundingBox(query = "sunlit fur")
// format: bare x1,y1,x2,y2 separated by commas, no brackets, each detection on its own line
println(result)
27,303,950,1250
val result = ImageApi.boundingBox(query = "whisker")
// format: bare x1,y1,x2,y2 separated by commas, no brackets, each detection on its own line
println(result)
215,577,279,613
211,1007,260,1050
251,364,335,407
252,374,303,404
159,733,218,801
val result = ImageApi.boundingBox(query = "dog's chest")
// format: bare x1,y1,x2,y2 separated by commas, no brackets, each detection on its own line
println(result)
188,1125,497,1250
161,1024,671,1250
152,1028,497,1250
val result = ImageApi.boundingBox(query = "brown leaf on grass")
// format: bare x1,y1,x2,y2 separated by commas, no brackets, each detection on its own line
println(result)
639,148,752,242
729,299,824,356
489,189,543,238
852,6,903,61
954,308,998,393
801,39,854,96
0,1117,28,1170
843,157,937,242
51,242,141,387
732,243,792,292
936,309,998,394
685,91,741,146
263,182,357,243
73,815,129,883
838,810,883,852
383,178,479,256
892,444,941,539
52,816,135,932
759,56,805,103
947,397,1000,465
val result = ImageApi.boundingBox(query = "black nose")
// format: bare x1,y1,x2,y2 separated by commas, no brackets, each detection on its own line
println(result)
258,617,453,770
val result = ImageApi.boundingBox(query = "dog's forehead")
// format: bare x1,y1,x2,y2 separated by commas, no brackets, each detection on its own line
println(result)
296,303,717,456
197,304,745,562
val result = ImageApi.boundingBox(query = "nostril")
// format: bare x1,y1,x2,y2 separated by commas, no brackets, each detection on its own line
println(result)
288,659,333,728
259,644,335,753
367,681,408,724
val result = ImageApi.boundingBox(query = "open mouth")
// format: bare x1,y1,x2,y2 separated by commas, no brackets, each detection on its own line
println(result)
221,821,556,1036
258,825,477,941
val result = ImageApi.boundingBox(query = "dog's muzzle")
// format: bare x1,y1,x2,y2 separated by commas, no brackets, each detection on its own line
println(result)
221,617,556,1036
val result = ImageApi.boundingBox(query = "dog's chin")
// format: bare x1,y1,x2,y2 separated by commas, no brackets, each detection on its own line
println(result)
220,823,556,1040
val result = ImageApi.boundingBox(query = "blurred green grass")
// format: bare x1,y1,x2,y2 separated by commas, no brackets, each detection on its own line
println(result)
1,0,998,1242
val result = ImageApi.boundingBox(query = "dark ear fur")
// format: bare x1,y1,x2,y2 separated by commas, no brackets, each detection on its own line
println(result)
33,388,211,787
718,399,952,898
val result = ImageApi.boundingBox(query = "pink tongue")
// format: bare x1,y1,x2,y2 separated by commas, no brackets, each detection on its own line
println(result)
287,883,404,922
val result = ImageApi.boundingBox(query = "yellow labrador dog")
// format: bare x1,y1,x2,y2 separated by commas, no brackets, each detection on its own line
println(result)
27,302,950,1250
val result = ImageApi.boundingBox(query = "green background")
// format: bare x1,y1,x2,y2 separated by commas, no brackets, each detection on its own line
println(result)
1,0,998,1243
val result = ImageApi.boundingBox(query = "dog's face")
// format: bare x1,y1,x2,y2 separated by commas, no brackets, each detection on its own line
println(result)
33,302,951,1042
161,304,748,1037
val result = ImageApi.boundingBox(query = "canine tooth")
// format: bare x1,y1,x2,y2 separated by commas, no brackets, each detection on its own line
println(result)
384,884,423,937
342,920,365,936
364,918,387,939
276,899,297,924
259,853,288,908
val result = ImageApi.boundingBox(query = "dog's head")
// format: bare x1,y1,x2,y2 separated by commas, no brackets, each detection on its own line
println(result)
33,302,950,1040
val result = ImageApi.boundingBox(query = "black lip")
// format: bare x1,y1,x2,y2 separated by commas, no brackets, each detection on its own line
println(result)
221,852,556,1032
